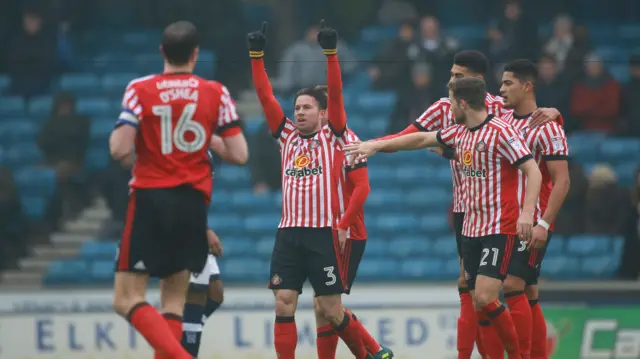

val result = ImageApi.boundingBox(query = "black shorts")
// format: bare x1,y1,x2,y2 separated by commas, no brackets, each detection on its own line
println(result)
269,227,364,296
509,231,553,286
115,186,209,279
453,212,465,258
461,234,522,290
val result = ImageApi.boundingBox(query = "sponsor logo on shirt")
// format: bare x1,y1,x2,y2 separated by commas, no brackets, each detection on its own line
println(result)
461,149,487,178
285,154,323,178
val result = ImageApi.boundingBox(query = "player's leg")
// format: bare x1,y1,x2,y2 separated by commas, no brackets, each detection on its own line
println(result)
270,228,306,359
181,255,215,357
503,238,534,359
526,231,552,359
112,190,192,359
474,235,521,359
454,212,478,359
314,297,340,359
158,270,192,359
310,228,368,359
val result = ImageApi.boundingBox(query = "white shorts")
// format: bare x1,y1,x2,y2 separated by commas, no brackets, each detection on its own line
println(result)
189,254,220,289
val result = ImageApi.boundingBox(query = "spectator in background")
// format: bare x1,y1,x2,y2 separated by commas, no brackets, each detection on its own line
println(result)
0,167,27,270
273,24,357,96
554,162,588,236
387,62,436,133
8,9,58,98
101,158,131,238
377,0,418,26
543,15,574,71
570,53,621,133
36,92,90,218
496,0,539,60
617,168,640,280
563,25,591,82
584,165,629,235
417,16,458,93
620,55,640,137
536,53,571,118
482,21,511,68
369,21,420,91
249,122,281,194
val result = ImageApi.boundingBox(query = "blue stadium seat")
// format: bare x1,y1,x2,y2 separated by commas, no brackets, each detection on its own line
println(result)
223,237,256,258
20,196,48,220
255,236,275,258
609,65,629,83
399,258,447,279
194,50,216,78
542,256,580,279
90,119,114,146
406,189,451,211
364,238,389,257
215,165,251,188
546,235,565,256
618,24,640,39
122,31,158,51
360,26,398,43
85,148,110,172
207,214,243,233
59,73,101,94
566,235,611,256
220,259,268,282
355,92,397,114
5,143,42,168
0,75,9,93
373,214,419,233
432,236,458,257
77,98,111,116
388,237,430,258
27,96,54,119
44,260,89,285
244,215,281,233
345,71,372,92
418,215,450,235
91,260,115,282
365,190,405,210
0,96,25,116
230,191,272,211
133,53,162,73
14,167,56,197
600,138,640,162
614,162,638,185
444,258,462,278
102,72,140,94
612,236,624,258
367,166,395,187
0,121,36,145
357,258,398,280
80,241,118,260
581,254,619,278
567,133,605,162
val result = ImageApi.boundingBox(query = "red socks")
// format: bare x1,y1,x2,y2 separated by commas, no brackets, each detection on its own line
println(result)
477,310,505,359
127,302,191,359
346,310,381,354
334,313,368,359
317,324,339,359
275,316,297,359
505,291,532,359
530,299,548,359
482,301,521,358
154,313,183,359
457,289,477,359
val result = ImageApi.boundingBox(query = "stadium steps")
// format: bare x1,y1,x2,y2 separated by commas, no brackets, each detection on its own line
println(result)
0,198,111,289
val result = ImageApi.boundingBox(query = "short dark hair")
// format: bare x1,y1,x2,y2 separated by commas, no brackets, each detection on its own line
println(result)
503,59,538,85
161,21,199,66
448,77,487,110
294,87,328,110
453,50,490,76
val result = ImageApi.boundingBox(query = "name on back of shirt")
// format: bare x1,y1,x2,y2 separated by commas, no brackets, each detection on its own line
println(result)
156,78,200,103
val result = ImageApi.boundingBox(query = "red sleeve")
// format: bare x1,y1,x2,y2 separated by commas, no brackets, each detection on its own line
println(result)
326,54,346,136
251,58,286,135
338,167,370,230
376,124,420,153
555,114,565,128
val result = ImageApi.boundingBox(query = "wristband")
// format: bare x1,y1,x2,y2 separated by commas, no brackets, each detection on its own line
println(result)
537,219,550,230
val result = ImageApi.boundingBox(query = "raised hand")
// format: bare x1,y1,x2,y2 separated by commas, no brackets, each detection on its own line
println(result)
344,141,380,161
317,19,338,53
248,21,268,57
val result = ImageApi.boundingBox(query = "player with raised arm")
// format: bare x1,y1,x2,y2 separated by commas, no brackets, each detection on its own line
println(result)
248,21,388,359
345,77,543,359
500,60,570,359
369,50,558,359
109,21,246,359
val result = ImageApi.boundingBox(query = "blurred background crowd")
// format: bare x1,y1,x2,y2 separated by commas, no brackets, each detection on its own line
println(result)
0,0,639,289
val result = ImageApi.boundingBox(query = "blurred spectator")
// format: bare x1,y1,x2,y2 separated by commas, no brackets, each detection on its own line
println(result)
542,15,574,71
7,9,58,98
554,161,588,236
584,165,629,235
388,62,436,133
496,1,539,60
249,122,281,194
569,53,620,133
417,16,458,92
0,167,27,270
369,21,421,91
273,24,357,96
377,0,418,26
563,25,591,82
482,21,511,69
536,53,571,118
620,55,640,137
101,159,131,238
36,92,90,218
617,168,640,279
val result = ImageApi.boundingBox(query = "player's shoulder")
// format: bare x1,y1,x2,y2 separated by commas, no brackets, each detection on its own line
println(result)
203,79,229,93
344,127,361,142
125,74,158,91
533,119,566,137
489,116,518,134
485,93,504,104
430,97,452,108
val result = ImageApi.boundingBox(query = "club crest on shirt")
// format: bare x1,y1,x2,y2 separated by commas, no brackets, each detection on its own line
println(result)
271,274,281,285
308,140,321,149
521,128,528,138
475,140,487,152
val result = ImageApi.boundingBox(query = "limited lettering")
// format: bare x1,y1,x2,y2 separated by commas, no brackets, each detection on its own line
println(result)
461,166,487,178
159,88,199,103
284,166,323,178
156,78,199,89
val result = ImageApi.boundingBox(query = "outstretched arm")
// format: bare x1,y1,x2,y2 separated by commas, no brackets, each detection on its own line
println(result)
318,20,346,135
344,131,441,159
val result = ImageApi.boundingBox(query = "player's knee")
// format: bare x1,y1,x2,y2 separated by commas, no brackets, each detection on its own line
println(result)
274,290,297,317
457,276,468,289
316,295,343,324
503,275,525,293
474,289,497,308
525,285,538,300
208,281,224,304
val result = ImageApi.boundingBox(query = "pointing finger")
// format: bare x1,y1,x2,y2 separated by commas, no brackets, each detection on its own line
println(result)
261,21,268,35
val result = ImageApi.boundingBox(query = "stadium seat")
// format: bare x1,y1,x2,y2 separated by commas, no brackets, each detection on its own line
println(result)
91,260,115,283
20,196,49,220
14,167,56,197
215,165,251,188
614,162,638,185
27,96,54,119
444,258,462,278
399,258,446,279
5,143,42,168
0,121,36,145
244,215,281,233
546,235,566,256
542,256,580,279
612,236,624,258
365,190,405,211
207,214,243,233
357,258,398,280
581,254,619,278
418,215,450,235
90,119,114,146
223,237,256,258
0,96,25,116
374,214,419,233
255,236,275,258
230,191,272,211
364,238,389,257
0,74,9,93
84,148,110,172
360,26,398,43
76,98,111,116
406,189,451,211
194,50,216,78
566,235,611,256
388,237,430,258
79,241,118,260
59,73,101,94
600,138,640,162
220,259,268,282
432,235,458,257
209,192,233,210
102,72,140,94
122,31,159,51
44,260,89,285
133,53,162,73
355,92,397,114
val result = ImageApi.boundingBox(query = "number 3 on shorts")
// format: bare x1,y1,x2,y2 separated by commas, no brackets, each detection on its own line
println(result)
324,266,336,286
480,248,499,267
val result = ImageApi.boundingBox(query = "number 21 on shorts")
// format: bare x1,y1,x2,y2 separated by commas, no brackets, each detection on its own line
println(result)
480,248,499,267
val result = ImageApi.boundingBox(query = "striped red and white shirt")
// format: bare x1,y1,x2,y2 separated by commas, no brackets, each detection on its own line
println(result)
500,111,570,231
437,115,533,237
413,93,506,213
276,120,346,228
335,129,367,239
